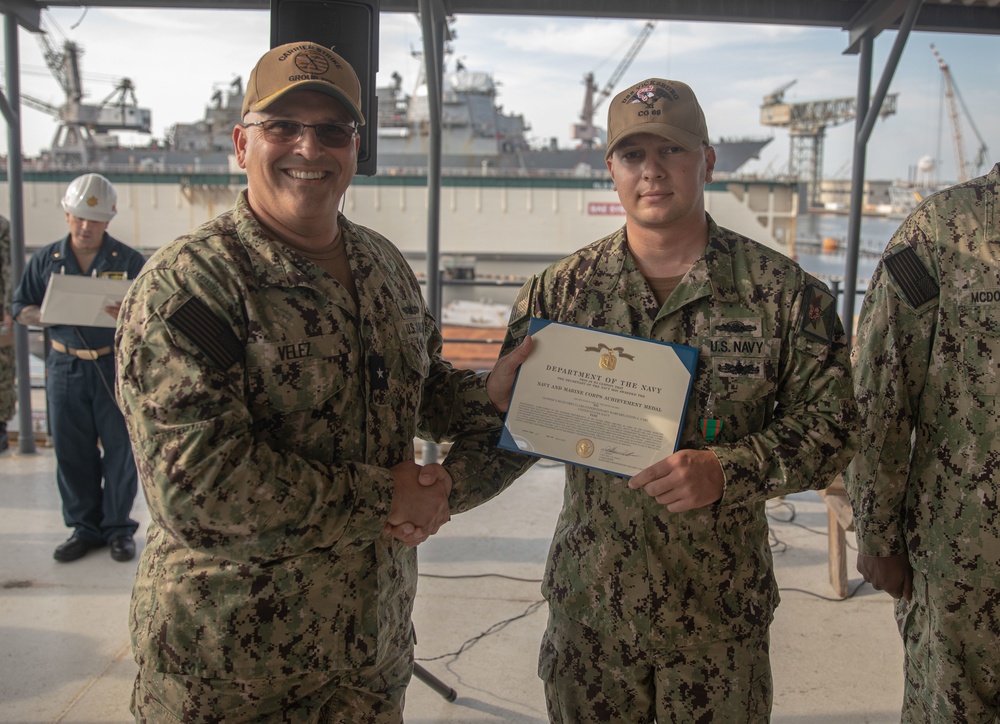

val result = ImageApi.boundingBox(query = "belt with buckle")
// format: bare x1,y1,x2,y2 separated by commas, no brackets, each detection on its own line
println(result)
51,339,113,360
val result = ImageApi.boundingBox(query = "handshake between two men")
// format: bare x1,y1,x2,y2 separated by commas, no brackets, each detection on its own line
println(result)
384,336,534,547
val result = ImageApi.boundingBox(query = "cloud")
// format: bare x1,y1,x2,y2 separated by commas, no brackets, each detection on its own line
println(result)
2,8,996,183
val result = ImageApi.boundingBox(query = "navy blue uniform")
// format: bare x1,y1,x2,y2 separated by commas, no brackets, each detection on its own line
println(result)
13,233,146,543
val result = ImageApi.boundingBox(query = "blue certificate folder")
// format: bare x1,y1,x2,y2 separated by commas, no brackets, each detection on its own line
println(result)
498,318,699,477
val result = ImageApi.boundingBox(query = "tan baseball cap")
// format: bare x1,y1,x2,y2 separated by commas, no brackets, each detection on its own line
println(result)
242,41,366,125
605,78,709,158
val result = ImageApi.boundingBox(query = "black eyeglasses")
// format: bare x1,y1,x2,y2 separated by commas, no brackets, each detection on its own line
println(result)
242,120,358,148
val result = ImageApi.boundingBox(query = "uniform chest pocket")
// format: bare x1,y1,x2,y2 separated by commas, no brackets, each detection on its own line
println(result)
246,337,350,414
959,304,1000,399
695,371,777,441
710,358,775,401
690,340,780,442
400,334,430,378
370,338,430,407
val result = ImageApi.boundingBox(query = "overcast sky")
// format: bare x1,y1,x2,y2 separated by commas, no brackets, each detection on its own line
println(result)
2,7,998,184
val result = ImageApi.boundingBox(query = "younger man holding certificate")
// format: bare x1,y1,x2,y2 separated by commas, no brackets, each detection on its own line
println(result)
437,79,860,722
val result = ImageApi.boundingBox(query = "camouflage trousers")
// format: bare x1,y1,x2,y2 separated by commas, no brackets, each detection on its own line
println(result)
896,568,1000,723
131,648,412,723
0,340,14,423
538,609,772,723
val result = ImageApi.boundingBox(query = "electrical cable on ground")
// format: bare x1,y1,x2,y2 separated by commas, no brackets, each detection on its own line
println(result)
767,496,856,551
766,496,868,600
417,493,872,671
416,599,546,664
420,572,542,584
780,579,868,602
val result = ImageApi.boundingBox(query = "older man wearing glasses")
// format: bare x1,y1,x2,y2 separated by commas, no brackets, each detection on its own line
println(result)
115,42,528,722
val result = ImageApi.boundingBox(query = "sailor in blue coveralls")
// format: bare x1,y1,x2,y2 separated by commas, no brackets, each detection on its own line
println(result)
13,174,146,563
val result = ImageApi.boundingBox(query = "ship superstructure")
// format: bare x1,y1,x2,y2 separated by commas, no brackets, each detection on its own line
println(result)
373,65,771,177
6,47,792,274
22,47,771,178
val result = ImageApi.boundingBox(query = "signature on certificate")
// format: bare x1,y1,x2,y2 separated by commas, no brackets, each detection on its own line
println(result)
605,446,639,459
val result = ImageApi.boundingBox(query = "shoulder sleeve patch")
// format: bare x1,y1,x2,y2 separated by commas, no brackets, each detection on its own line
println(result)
509,276,537,326
800,283,837,344
165,296,243,371
883,246,939,308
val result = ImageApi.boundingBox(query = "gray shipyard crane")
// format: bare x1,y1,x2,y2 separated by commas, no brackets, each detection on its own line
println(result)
760,80,898,208
930,44,988,183
572,20,657,148
23,20,151,165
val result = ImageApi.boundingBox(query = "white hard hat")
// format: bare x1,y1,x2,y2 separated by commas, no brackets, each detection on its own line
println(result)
62,173,117,222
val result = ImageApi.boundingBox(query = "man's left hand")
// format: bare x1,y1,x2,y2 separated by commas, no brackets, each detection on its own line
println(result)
857,552,913,602
628,449,724,512
486,335,533,413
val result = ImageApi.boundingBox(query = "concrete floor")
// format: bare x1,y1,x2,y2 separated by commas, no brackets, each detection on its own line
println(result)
0,446,904,723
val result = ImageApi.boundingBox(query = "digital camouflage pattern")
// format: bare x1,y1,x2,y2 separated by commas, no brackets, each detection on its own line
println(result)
539,609,771,723
116,192,500,682
845,163,1000,720
845,162,1000,586
0,215,13,423
896,568,1000,722
133,643,411,723
446,215,859,653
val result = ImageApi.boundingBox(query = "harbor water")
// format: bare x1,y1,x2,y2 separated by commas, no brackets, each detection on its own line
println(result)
794,212,902,283
793,212,905,325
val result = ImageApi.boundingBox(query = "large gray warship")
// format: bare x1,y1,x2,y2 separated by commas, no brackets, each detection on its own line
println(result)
6,50,794,292
371,67,772,177
29,58,771,178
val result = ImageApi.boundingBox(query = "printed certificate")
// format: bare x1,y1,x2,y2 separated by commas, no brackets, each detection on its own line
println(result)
499,318,698,477
39,274,133,329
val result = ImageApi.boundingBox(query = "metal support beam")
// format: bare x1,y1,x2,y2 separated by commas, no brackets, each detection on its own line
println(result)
844,38,872,348
4,0,1000,36
843,0,921,351
3,12,37,453
418,0,446,322
0,1,42,33
845,0,911,54
418,0,446,466
392,0,860,25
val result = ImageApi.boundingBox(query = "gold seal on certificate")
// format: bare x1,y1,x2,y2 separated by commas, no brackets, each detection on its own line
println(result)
589,343,633,371
499,319,699,477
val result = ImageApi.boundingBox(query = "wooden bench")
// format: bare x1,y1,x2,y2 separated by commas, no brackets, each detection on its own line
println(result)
818,475,854,598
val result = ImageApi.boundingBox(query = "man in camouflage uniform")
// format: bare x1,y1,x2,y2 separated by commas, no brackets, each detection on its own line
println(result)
0,215,13,452
845,163,1000,722
116,42,525,722
440,78,859,722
